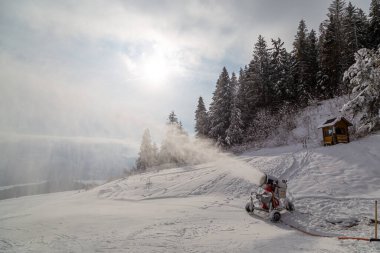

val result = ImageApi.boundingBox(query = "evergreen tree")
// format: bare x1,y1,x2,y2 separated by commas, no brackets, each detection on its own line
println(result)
342,48,380,134
168,111,179,125
194,97,209,138
269,38,294,103
209,67,233,146
292,19,310,103
292,20,320,103
225,104,244,146
356,8,370,49
344,2,359,53
342,2,364,71
236,66,250,127
317,22,329,98
230,72,239,99
369,0,380,48
252,35,271,106
341,2,371,94
319,0,346,98
135,129,155,171
305,29,319,98
239,35,271,130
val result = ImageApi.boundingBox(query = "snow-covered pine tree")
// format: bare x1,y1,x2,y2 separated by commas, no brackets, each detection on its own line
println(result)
236,66,250,127
317,23,327,97
342,48,380,135
356,8,370,49
319,0,347,98
269,38,294,104
194,97,209,138
342,3,371,73
341,2,370,94
239,35,271,130
369,0,380,49
252,35,271,107
209,67,233,146
230,72,239,100
343,2,359,69
135,129,155,171
292,21,320,104
305,29,319,99
168,111,179,125
225,103,244,146
292,19,310,104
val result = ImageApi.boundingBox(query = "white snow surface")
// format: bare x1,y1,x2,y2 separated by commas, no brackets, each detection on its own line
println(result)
0,133,380,252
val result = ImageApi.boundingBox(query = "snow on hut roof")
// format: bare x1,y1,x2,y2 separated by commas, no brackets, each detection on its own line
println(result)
317,117,353,129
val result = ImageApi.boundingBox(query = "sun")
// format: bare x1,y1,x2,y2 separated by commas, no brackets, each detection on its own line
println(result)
141,53,171,86
123,43,181,89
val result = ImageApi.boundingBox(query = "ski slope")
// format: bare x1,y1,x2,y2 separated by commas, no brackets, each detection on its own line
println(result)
0,134,379,252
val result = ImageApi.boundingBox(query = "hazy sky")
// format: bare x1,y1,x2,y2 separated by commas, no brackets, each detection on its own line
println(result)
0,0,371,154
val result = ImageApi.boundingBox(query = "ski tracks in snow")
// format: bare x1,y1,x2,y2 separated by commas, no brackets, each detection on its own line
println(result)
279,148,311,182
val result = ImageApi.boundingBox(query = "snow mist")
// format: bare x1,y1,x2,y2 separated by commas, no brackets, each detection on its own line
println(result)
153,124,264,185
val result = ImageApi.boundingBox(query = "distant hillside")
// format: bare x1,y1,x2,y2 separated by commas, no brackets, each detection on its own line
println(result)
0,133,135,188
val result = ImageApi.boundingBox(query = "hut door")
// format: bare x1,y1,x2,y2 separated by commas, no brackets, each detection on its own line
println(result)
332,126,337,144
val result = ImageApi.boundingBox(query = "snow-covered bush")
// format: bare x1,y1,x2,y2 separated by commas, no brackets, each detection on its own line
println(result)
253,104,298,147
245,109,276,143
244,105,297,147
269,104,297,145
342,48,380,135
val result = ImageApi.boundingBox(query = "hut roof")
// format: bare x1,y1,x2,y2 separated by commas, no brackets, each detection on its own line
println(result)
318,117,353,129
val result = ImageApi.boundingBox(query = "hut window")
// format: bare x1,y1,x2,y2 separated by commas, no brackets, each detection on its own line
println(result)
336,128,345,135
326,128,333,136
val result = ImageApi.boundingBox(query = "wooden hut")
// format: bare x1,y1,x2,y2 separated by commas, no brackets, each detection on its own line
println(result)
318,117,353,146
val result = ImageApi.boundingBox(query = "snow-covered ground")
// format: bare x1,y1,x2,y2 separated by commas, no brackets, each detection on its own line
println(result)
0,133,379,252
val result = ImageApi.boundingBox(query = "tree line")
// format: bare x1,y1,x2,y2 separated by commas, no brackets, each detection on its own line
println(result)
195,0,380,147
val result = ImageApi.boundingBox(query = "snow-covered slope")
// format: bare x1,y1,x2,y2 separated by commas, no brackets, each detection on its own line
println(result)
291,134,380,198
0,134,379,252
244,133,380,198
244,133,380,241
97,156,263,201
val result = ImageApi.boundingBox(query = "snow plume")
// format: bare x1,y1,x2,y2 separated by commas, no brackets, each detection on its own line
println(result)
156,124,264,185
342,48,380,135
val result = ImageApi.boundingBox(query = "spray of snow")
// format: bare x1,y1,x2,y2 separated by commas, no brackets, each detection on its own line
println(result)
155,124,264,185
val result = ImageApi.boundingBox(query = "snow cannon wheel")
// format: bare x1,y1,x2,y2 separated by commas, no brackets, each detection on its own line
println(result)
286,201,295,212
245,202,254,213
270,211,281,222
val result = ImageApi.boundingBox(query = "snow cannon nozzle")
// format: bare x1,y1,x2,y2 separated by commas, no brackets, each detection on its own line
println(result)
259,174,281,187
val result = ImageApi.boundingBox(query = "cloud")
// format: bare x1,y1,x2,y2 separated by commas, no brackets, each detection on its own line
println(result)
1,0,245,66
0,0,372,155
2,0,371,69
